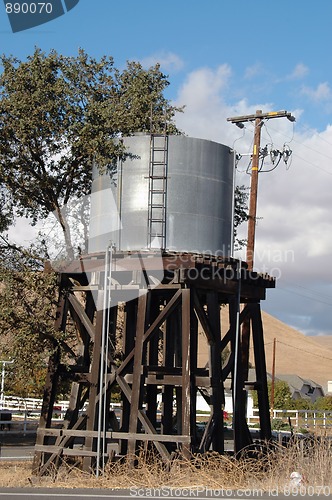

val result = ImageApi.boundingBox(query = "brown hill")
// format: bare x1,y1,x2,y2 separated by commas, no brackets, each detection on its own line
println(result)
198,309,332,393
259,311,332,392
310,336,332,352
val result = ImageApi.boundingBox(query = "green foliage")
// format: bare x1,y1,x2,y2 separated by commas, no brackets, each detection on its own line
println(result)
0,47,182,397
0,187,13,233
0,245,71,397
233,185,249,250
271,418,291,431
270,380,294,409
291,397,314,410
313,395,332,411
252,380,294,409
0,48,181,257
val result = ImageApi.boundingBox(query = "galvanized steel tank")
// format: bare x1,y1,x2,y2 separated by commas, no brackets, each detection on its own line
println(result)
89,135,235,256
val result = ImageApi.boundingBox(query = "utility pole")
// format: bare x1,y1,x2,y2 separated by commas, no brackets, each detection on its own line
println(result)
226,111,295,437
227,110,295,270
270,337,277,417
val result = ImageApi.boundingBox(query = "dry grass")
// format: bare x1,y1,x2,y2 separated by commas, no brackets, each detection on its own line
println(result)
1,438,331,491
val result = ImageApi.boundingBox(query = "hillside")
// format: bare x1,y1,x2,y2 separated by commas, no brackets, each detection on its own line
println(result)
311,335,332,352
259,311,332,391
198,308,332,393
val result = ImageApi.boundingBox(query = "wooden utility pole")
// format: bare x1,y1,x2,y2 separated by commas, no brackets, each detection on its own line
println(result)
227,111,295,435
227,110,295,270
271,337,276,416
246,111,262,271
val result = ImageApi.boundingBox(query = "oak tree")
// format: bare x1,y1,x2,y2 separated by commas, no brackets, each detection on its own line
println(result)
0,48,180,258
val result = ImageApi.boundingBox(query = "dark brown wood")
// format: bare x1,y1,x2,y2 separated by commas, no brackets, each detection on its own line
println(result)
128,294,147,457
181,288,191,458
120,299,137,455
207,291,224,453
251,303,272,440
82,305,103,471
34,252,274,474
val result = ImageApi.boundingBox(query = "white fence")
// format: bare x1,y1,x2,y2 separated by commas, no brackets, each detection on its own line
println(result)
0,396,70,435
249,408,332,431
1,396,332,435
0,395,69,413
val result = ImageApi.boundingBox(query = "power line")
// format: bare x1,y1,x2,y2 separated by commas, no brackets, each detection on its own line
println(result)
250,339,332,363
266,123,332,175
235,119,332,177
281,279,332,302
276,339,332,362
277,286,332,307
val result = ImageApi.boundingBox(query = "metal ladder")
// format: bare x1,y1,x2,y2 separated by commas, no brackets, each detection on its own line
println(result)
147,134,168,249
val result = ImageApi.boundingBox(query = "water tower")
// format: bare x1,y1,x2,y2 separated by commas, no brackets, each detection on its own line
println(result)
33,134,274,475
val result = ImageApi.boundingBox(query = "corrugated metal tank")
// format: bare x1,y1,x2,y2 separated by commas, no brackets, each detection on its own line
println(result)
89,135,235,256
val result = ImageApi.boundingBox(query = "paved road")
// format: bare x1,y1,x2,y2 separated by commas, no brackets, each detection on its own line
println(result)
0,488,330,500
0,445,34,461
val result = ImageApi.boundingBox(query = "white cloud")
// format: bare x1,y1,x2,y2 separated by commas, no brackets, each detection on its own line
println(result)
287,63,309,80
140,52,184,72
301,82,332,101
244,63,262,79
177,64,232,106
173,64,274,144
173,65,332,334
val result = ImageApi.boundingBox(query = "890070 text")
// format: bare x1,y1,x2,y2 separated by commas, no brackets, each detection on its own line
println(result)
5,3,53,14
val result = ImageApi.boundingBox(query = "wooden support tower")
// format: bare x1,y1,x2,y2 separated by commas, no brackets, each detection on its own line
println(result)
33,251,275,475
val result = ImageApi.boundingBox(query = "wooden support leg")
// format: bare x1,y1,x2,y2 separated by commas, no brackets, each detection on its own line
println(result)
181,288,191,459
120,300,137,455
32,347,60,472
161,314,176,439
251,303,272,441
83,305,104,472
229,300,252,454
189,291,198,452
146,297,160,430
207,291,224,453
128,294,147,457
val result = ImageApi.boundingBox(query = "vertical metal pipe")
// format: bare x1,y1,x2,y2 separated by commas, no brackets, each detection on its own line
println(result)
0,360,14,409
232,260,242,417
96,244,111,476
103,244,113,472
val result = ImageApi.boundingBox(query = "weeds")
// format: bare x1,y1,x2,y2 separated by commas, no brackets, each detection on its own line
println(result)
0,437,331,490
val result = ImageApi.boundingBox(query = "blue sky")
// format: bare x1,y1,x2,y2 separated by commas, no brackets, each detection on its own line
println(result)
2,0,332,337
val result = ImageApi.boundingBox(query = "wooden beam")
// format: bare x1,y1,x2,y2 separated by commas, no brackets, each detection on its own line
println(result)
117,289,182,377
181,288,191,459
128,294,147,456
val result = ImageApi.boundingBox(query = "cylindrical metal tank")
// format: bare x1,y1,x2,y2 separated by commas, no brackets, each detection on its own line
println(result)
88,135,235,257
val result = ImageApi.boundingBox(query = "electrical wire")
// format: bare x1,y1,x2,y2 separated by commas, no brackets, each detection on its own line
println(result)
249,337,332,362
232,126,246,154
266,123,332,175
277,286,332,307
276,340,332,362
239,118,332,176
262,122,274,145
281,279,332,302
